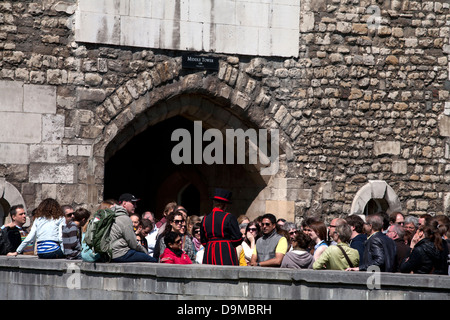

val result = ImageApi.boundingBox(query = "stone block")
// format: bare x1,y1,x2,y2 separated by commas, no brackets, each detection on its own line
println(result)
265,200,295,222
444,193,450,214
188,0,212,23
129,0,152,18
179,21,204,51
392,160,408,174
270,28,299,57
75,11,121,45
300,12,315,32
77,145,92,157
42,114,65,143
213,0,237,25
237,1,269,28
0,80,23,112
374,141,401,156
76,87,107,105
41,184,58,199
0,143,29,164
298,189,313,206
120,15,160,48
75,0,299,57
321,181,334,200
438,114,450,137
78,0,129,16
369,180,388,199
214,24,238,54
235,26,259,56
29,164,76,184
30,145,67,163
0,112,42,144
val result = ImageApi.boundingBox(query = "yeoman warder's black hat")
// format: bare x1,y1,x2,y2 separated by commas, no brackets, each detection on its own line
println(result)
212,188,232,204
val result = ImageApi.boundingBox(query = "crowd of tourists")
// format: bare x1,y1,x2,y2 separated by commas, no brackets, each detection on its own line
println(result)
1,189,449,276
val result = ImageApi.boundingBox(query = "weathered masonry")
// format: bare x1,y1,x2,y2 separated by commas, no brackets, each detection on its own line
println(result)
0,256,449,299
0,0,450,224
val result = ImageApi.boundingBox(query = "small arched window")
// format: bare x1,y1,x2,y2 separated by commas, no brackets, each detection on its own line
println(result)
351,180,401,216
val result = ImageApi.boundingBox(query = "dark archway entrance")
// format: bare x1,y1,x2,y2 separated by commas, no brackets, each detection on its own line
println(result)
104,115,267,220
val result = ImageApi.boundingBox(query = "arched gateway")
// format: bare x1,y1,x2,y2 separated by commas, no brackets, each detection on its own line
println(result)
92,71,297,220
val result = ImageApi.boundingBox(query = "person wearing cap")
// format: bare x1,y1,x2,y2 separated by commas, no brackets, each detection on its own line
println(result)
200,188,243,265
118,193,139,216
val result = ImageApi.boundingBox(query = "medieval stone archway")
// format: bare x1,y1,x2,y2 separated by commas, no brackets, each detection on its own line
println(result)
100,94,287,220
92,67,300,220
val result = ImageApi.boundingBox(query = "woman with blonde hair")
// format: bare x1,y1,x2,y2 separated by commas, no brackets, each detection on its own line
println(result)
9,198,65,259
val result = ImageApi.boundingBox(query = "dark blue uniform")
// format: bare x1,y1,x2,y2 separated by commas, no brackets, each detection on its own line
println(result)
200,208,243,265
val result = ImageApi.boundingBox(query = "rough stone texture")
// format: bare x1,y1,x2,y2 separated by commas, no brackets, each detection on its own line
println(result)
0,256,449,300
0,0,449,220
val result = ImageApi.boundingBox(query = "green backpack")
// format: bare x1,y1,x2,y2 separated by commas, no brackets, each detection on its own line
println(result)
84,208,116,261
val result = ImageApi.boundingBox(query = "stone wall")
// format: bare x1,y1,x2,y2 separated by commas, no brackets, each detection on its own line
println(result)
0,0,449,222
75,0,300,57
0,256,449,300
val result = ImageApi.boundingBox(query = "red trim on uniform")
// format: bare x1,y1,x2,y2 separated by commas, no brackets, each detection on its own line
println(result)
201,218,207,246
221,213,229,238
212,210,215,237
227,242,234,265
213,196,230,202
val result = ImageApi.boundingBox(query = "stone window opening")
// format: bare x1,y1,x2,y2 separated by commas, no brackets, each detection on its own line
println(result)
0,179,28,226
350,180,402,217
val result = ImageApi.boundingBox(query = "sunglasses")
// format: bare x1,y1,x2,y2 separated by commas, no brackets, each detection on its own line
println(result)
262,223,273,227
173,219,185,224
248,228,257,232
289,231,298,235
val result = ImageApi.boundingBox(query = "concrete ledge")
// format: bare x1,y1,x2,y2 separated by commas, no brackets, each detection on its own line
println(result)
0,256,449,300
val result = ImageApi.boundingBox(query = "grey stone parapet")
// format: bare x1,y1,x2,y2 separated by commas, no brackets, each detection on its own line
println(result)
0,256,448,300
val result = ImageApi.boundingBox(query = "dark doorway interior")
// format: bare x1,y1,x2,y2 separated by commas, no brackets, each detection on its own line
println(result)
179,183,201,216
104,115,266,220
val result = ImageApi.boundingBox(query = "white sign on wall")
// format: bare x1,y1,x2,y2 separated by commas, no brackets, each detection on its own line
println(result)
75,0,300,57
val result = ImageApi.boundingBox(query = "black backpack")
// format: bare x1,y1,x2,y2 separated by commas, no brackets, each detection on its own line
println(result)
0,228,12,255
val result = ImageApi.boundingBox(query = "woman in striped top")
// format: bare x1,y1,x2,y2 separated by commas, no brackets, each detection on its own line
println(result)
8,198,65,259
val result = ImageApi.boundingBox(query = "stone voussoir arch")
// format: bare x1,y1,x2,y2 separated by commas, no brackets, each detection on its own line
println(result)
92,58,297,165
350,180,402,216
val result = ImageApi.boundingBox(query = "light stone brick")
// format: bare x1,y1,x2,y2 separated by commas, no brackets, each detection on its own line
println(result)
23,84,56,114
0,112,42,144
0,143,29,164
75,0,300,57
42,114,65,144
0,80,23,112
29,164,76,184
265,200,295,221
392,160,408,174
374,141,401,156
30,145,67,163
